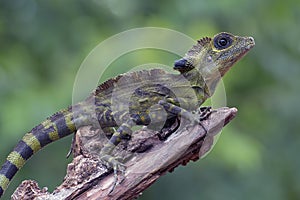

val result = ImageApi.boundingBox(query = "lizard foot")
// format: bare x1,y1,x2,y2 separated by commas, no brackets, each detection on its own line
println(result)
183,113,208,133
195,106,214,121
184,107,214,133
100,155,126,194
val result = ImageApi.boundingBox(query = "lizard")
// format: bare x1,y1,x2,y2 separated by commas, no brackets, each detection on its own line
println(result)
0,32,255,198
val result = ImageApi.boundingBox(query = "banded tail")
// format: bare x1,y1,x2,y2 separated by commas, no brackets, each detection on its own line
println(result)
0,109,76,198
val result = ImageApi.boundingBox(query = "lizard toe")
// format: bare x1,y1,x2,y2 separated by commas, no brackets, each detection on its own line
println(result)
100,155,126,194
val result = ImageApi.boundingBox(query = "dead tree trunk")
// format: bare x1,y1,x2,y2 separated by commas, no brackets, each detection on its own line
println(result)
12,107,237,200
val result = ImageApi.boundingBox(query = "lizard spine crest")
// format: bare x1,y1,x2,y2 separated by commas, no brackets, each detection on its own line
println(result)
185,36,211,57
197,36,211,46
93,69,167,97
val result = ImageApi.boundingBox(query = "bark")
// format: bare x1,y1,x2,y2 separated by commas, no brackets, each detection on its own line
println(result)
12,107,237,200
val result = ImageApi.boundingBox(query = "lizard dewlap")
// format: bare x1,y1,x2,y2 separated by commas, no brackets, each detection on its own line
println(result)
0,32,254,198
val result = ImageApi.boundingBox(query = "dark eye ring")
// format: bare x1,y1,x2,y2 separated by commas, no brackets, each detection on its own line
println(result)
213,34,233,50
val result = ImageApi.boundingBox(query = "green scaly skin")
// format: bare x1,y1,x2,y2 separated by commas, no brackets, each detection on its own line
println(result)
0,32,255,198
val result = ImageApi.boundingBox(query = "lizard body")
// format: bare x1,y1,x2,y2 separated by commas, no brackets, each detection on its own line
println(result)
0,32,254,198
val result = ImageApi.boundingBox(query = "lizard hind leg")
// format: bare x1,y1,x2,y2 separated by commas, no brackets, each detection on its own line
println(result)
99,120,134,194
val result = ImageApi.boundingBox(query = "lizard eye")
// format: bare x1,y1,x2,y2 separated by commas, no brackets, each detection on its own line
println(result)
214,33,233,50
218,38,228,46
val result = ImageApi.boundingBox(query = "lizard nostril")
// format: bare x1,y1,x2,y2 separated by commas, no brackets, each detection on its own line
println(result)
245,37,255,49
248,37,255,45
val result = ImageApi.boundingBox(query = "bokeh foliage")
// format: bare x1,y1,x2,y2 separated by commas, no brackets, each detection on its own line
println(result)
0,0,299,199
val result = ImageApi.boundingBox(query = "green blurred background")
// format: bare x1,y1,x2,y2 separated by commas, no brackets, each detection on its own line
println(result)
0,0,299,199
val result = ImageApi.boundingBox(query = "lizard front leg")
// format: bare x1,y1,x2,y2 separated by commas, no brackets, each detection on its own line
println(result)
158,99,211,132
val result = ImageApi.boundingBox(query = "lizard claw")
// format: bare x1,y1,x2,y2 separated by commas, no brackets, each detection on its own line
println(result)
109,159,126,194
197,106,214,121
184,107,214,133
101,155,126,194
185,117,207,134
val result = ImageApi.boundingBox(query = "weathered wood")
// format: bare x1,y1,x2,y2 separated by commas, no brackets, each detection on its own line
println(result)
12,107,237,200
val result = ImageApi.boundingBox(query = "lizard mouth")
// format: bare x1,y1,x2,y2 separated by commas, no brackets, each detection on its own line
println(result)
235,37,255,60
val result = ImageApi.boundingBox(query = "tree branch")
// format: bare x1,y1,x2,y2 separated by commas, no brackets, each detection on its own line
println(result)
12,107,237,200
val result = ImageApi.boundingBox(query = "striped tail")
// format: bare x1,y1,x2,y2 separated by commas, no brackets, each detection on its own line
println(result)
0,109,76,198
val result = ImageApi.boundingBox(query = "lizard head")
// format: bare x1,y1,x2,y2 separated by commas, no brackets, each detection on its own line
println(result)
174,32,255,77
173,32,255,95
